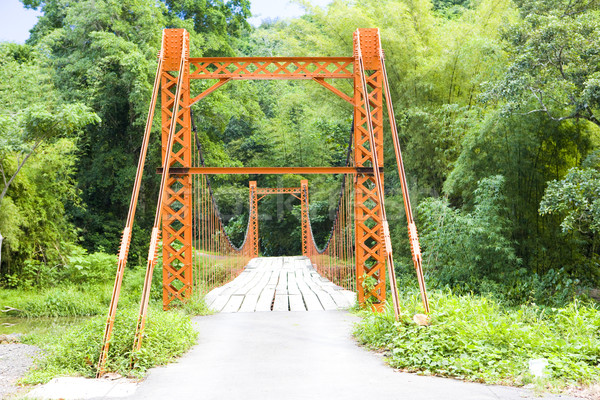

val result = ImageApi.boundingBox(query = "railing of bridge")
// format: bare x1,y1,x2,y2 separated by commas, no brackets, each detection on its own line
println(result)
191,121,256,294
304,174,356,292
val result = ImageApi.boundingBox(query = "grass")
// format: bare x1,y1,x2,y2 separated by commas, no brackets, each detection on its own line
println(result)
0,265,163,318
353,288,600,390
0,264,211,386
0,285,110,318
21,306,198,384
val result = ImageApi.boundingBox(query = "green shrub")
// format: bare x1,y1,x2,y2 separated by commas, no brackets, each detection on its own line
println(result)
22,307,198,384
354,289,600,387
418,176,520,290
0,286,110,317
180,292,212,316
62,247,116,285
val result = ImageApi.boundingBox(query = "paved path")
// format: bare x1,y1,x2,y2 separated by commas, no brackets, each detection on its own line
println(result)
125,311,576,400
205,256,356,312
27,257,579,400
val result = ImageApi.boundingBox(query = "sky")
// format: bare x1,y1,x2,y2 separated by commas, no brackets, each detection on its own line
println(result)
0,0,332,44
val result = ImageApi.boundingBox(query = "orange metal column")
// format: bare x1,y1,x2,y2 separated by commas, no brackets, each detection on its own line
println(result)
249,181,259,257
300,180,309,256
353,29,386,310
161,29,193,309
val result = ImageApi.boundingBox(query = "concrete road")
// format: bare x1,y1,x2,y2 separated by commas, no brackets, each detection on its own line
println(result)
125,311,576,400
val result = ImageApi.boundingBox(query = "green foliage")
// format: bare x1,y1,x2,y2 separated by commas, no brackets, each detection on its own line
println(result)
162,0,251,55
418,176,520,288
63,247,117,285
487,0,600,127
354,289,600,386
539,156,600,281
180,292,213,316
1,245,116,289
360,273,379,308
0,41,99,282
17,0,255,262
22,307,198,383
540,166,600,236
0,285,109,317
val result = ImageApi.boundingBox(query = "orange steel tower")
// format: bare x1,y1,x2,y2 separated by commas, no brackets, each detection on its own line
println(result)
97,27,429,376
161,29,193,308
353,29,386,309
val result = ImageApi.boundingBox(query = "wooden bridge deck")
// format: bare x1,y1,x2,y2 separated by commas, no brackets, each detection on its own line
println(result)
205,256,356,312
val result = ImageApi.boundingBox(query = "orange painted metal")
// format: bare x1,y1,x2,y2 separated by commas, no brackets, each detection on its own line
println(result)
378,44,430,314
189,57,353,80
132,29,191,352
190,78,231,106
158,167,363,175
300,180,309,257
160,29,194,311
249,181,259,257
353,29,387,311
312,78,354,105
355,29,401,319
256,187,301,195
249,183,309,255
96,32,165,377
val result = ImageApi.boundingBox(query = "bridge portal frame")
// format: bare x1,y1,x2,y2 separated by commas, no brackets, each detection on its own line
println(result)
157,28,396,311
249,180,310,257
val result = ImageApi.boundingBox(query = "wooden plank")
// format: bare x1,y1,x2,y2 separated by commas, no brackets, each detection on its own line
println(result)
275,269,288,295
217,270,255,296
232,270,265,295
296,281,324,311
255,288,275,312
267,269,279,285
272,294,289,311
303,278,338,310
289,294,306,311
343,291,357,306
205,255,356,313
221,295,244,313
247,270,272,295
204,285,227,308
318,282,353,308
209,293,232,312
238,294,260,312
287,272,301,295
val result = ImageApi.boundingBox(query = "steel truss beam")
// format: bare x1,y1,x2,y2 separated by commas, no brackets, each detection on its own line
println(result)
256,187,301,197
156,166,379,175
249,181,259,257
189,57,353,80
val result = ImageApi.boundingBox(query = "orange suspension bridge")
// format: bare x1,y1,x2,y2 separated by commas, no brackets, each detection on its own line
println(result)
97,28,430,375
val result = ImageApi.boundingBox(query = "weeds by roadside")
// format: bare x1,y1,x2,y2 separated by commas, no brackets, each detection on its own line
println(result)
21,306,198,384
354,288,600,389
